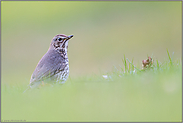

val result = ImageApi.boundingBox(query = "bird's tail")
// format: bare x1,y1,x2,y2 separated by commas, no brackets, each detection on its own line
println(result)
23,82,42,93
23,86,31,93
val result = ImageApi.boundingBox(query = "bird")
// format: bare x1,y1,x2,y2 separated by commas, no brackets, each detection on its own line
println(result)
23,34,73,93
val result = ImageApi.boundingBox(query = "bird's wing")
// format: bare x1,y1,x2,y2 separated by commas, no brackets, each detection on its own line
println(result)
30,49,66,83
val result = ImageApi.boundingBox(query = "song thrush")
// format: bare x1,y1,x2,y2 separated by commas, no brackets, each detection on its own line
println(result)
24,34,73,92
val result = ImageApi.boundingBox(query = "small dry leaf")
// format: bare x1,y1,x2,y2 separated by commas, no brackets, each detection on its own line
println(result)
142,57,153,69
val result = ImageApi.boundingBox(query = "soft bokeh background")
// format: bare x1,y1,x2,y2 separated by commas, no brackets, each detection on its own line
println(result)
2,1,181,84
1,1,182,122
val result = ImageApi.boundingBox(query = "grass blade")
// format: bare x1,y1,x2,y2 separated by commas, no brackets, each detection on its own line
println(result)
122,55,128,73
167,49,172,66
126,58,141,72
131,58,134,71
156,60,159,70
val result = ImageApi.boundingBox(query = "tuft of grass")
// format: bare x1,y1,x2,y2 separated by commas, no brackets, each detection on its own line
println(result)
126,58,141,72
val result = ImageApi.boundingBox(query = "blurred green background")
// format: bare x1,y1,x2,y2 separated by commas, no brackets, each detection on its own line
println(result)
2,1,181,84
1,1,182,122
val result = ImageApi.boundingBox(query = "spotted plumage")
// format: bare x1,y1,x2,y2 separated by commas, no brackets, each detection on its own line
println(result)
24,34,73,92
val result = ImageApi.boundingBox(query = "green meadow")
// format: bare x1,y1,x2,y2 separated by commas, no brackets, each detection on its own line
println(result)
1,1,182,122
1,52,182,122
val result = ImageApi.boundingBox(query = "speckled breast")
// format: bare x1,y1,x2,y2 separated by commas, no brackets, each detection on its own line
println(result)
55,64,69,84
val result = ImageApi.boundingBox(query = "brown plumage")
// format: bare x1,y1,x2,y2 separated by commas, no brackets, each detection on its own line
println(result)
24,34,73,92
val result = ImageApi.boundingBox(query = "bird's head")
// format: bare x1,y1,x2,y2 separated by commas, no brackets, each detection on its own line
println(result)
50,34,73,54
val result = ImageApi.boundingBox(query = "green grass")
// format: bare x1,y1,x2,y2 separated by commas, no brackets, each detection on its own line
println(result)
1,52,182,122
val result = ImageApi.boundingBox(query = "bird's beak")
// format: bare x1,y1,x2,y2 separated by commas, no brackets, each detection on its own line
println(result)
67,35,73,39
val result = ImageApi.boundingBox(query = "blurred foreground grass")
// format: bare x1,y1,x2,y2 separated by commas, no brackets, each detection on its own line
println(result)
1,53,182,122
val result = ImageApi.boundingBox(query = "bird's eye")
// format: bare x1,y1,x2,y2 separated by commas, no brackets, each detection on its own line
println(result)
58,38,62,41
